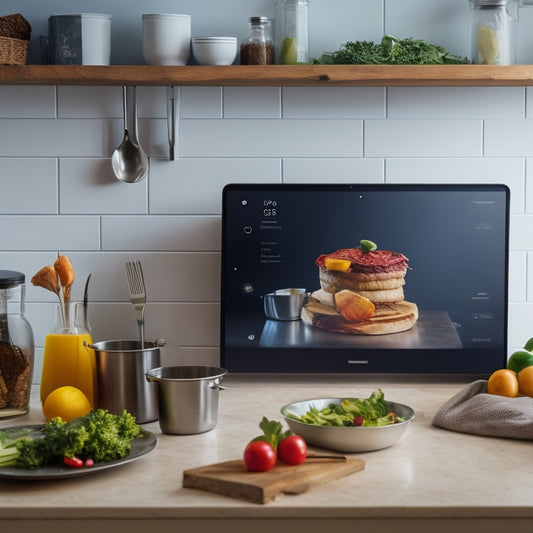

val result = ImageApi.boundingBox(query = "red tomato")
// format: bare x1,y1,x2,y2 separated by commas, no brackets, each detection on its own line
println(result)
277,435,307,465
243,441,277,472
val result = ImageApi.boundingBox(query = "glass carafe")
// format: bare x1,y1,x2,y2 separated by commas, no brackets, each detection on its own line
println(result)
40,301,95,406
276,0,309,64
0,270,34,418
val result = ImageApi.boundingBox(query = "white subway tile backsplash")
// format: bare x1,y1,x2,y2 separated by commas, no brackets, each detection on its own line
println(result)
0,119,119,157
528,253,533,301
282,158,384,182
59,158,147,214
385,0,469,57
0,216,100,250
526,159,533,213
58,86,122,118
88,302,220,360
509,252,527,302
484,119,533,156
149,157,281,215
180,119,363,157
309,0,382,57
181,87,223,119
508,302,533,345
282,87,386,118
101,216,221,251
509,214,533,249
365,119,482,157
176,346,220,367
224,87,281,118
0,158,58,214
386,158,525,213
388,87,525,119
0,86,56,118
54,252,221,303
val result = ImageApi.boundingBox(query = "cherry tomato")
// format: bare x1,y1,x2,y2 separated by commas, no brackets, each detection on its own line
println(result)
277,435,307,466
63,456,84,468
243,441,277,472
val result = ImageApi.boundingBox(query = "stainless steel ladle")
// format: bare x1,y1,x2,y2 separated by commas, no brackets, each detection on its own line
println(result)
112,86,149,183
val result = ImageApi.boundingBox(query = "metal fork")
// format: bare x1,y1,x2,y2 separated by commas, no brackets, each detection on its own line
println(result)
125,260,146,346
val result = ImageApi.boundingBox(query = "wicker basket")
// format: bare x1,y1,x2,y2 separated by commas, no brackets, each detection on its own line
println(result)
0,35,29,65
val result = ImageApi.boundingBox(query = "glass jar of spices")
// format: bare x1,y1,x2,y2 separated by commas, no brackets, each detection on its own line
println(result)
240,17,274,65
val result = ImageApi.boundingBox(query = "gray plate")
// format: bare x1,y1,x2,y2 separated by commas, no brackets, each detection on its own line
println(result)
0,424,156,480
281,399,415,453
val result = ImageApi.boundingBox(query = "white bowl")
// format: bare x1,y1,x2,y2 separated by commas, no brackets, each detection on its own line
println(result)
192,37,237,65
281,398,415,453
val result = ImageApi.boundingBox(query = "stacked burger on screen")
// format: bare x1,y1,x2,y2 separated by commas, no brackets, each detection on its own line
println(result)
301,240,418,335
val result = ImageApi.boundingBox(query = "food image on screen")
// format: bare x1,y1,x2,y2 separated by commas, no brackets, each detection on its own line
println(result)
221,184,509,374
301,241,418,335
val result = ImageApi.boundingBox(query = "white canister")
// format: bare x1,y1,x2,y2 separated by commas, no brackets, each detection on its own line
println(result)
142,14,191,66
48,13,111,65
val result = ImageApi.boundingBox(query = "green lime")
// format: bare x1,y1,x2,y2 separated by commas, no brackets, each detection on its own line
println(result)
360,240,377,254
524,337,533,352
507,350,533,374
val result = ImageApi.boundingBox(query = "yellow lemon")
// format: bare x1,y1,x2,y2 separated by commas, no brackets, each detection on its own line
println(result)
42,386,92,422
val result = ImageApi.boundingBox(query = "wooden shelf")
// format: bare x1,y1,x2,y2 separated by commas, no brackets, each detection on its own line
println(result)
2,64,533,87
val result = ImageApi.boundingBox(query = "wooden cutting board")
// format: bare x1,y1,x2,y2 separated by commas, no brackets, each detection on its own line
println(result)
182,455,365,504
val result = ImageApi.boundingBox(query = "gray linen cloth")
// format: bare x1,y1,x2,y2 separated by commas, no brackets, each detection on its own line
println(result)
432,379,533,439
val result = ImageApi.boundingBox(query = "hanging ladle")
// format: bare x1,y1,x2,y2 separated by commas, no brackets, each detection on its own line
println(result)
112,86,149,183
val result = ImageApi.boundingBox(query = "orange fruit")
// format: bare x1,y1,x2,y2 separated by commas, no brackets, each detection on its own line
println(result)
487,369,518,398
518,365,533,397
42,386,92,422
325,257,351,272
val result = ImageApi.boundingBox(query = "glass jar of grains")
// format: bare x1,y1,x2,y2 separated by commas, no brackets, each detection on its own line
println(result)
0,270,34,418
240,16,274,65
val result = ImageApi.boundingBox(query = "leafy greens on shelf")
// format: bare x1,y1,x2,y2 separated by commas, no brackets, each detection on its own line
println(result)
313,35,469,65
287,389,405,427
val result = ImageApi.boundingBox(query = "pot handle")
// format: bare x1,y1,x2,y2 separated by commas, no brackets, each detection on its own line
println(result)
209,380,226,391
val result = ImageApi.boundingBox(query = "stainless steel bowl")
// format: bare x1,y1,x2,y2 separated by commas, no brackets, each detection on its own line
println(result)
281,398,415,453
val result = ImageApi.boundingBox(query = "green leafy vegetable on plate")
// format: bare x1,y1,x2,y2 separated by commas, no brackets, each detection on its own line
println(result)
0,408,143,469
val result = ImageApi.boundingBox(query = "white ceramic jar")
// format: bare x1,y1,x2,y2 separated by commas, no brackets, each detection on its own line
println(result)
142,13,191,66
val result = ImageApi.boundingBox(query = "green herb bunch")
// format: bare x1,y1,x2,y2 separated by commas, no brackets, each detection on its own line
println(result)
313,35,469,65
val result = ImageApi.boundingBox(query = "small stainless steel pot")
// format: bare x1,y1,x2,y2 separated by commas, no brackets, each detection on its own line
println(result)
145,365,227,435
264,288,309,320
90,339,164,423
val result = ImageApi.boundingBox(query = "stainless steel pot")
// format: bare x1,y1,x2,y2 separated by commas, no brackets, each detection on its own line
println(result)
90,339,164,423
264,288,309,320
145,365,227,435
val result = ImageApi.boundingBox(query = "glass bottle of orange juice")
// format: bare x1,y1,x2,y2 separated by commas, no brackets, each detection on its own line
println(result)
40,301,96,406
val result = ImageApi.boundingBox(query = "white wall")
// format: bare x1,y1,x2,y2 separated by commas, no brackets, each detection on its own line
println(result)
1,0,533,381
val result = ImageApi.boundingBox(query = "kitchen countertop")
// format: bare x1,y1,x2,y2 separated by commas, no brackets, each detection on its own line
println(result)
1,375,533,533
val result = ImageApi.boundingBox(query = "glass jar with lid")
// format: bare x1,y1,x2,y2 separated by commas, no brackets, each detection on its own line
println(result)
469,0,517,64
276,0,309,64
240,16,274,65
0,270,34,418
